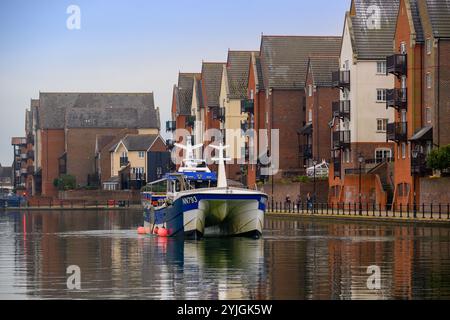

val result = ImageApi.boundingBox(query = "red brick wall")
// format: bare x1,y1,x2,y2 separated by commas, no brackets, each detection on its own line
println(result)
420,177,450,204
41,129,65,197
438,40,450,146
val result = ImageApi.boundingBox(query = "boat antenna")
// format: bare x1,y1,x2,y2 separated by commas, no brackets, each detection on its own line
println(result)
175,136,203,165
209,143,230,188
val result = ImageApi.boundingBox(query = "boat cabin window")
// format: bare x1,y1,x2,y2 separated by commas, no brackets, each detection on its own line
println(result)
146,180,166,193
169,180,183,193
188,180,217,189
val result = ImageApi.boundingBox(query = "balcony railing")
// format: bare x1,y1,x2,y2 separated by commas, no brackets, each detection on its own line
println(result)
301,145,313,160
20,153,27,160
27,166,35,175
20,168,27,176
120,157,129,167
27,135,34,145
386,54,407,77
386,88,407,110
333,158,342,179
27,150,34,160
186,116,196,128
332,100,351,120
411,153,432,176
212,107,225,122
332,70,351,90
387,122,408,142
241,99,254,114
332,131,351,150
166,121,176,132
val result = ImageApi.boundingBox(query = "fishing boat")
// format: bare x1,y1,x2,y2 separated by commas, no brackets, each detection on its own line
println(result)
141,138,268,239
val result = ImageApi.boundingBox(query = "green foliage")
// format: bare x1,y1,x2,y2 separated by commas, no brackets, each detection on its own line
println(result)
53,175,76,191
293,176,311,183
427,145,450,172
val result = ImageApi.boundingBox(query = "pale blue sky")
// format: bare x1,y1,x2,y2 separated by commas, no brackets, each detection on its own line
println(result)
0,0,349,165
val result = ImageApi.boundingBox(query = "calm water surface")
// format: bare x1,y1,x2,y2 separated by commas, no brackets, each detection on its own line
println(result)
0,210,449,300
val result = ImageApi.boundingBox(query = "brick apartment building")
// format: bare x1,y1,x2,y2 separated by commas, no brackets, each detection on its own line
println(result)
387,0,450,207
329,0,398,206
257,35,341,179
24,92,160,197
301,56,340,168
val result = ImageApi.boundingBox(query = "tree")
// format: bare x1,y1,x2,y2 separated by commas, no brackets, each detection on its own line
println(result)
427,145,450,175
53,175,76,191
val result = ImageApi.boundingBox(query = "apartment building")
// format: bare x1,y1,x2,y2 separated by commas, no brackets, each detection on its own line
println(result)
387,0,450,207
329,0,398,206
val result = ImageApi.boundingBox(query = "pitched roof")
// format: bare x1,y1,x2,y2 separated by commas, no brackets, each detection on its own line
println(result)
121,134,161,151
307,56,340,87
425,0,450,38
349,0,400,60
38,93,160,130
255,55,265,90
410,0,425,43
260,36,341,90
226,51,258,99
176,73,199,115
201,62,225,107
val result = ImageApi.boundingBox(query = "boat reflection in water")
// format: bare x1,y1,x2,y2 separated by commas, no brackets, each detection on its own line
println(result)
138,236,266,300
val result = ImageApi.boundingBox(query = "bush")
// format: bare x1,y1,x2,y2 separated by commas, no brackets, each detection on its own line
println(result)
427,145,450,173
53,175,77,191
293,176,311,183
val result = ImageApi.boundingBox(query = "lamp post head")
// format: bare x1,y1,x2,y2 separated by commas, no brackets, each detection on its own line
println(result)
358,154,364,164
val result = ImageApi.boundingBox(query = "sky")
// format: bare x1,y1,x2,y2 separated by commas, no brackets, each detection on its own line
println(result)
0,0,349,166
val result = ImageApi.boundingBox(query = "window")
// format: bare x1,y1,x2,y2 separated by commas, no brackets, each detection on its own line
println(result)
121,152,128,158
426,107,432,124
377,119,388,132
250,89,254,100
426,73,432,89
401,143,407,159
400,42,407,54
426,38,432,55
308,85,313,97
376,89,387,102
377,61,386,74
375,149,392,162
138,151,145,158
308,109,313,122
344,148,351,163
344,60,349,70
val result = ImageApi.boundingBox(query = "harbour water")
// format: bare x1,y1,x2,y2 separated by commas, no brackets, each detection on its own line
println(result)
0,210,449,300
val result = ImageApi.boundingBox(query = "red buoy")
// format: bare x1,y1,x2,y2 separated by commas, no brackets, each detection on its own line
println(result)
158,228,169,237
153,227,159,234
137,227,146,235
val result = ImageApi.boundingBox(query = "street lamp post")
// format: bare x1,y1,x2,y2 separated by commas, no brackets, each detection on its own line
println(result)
313,160,317,213
358,153,364,216
412,149,419,218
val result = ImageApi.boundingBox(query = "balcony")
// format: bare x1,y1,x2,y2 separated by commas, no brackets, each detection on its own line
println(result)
387,122,408,142
185,116,196,128
27,135,34,145
386,54,407,77
212,107,225,122
411,153,432,176
332,100,351,120
166,121,176,132
332,70,351,90
20,153,27,160
27,166,35,175
241,121,249,132
166,139,175,150
332,131,351,150
386,88,407,110
11,137,27,146
120,157,129,167
333,158,342,179
27,150,34,160
20,168,27,176
301,145,313,160
241,99,254,114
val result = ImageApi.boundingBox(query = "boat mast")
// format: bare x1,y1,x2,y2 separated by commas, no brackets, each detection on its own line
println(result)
210,143,230,188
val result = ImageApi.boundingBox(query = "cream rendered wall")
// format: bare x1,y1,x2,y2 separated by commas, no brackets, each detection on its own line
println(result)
111,143,147,177
339,16,394,144
138,129,159,135
219,68,247,160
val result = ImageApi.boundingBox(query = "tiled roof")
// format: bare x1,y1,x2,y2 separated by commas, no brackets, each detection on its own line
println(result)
255,55,265,90
409,0,425,43
38,93,160,130
260,36,341,90
425,0,450,38
176,73,199,116
226,51,258,99
201,62,225,107
195,78,204,108
307,56,340,87
122,134,160,151
349,0,400,60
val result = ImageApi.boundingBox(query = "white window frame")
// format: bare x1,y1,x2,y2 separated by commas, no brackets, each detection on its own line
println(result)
376,89,386,102
138,151,145,159
401,143,407,159
375,148,392,162
308,84,313,97
308,109,313,122
426,38,432,55
376,118,388,132
426,107,432,124
377,61,386,74
426,73,432,89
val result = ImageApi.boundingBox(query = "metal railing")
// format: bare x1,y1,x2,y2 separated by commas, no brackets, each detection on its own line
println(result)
267,200,450,221
386,54,407,77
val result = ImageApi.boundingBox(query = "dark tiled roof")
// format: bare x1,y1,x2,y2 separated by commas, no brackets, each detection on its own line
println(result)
260,36,341,90
176,73,199,115
122,134,160,151
38,93,160,129
410,0,425,43
96,135,116,152
226,51,258,99
255,56,265,90
195,78,204,108
201,62,225,107
307,56,340,87
349,0,399,60
425,0,450,38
